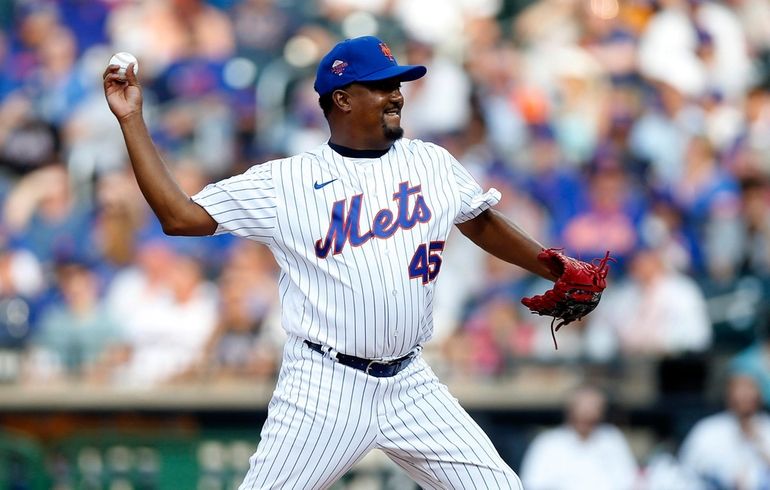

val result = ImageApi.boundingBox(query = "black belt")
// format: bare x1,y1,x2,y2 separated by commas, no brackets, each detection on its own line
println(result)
303,340,416,378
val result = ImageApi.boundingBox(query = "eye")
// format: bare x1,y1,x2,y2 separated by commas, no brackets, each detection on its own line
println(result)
363,79,401,92
385,81,402,92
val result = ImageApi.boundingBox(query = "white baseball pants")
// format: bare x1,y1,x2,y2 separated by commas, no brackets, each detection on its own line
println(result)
238,335,522,490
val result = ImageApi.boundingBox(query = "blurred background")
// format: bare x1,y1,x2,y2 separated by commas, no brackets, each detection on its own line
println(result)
0,0,770,488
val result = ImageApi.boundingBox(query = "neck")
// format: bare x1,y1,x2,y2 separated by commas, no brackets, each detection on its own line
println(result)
328,118,394,151
738,412,754,424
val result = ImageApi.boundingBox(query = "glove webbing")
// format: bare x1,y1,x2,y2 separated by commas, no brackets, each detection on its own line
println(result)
549,250,613,350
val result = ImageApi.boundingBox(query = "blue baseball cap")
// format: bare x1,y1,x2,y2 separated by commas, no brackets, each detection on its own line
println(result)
314,36,427,96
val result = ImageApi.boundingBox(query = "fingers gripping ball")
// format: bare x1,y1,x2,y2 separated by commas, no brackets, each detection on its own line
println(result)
109,52,139,81
521,249,614,349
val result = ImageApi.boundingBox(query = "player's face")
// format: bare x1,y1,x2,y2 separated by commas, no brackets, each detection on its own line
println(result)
348,79,404,144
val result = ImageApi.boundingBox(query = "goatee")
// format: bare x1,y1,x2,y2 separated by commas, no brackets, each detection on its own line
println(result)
384,126,404,142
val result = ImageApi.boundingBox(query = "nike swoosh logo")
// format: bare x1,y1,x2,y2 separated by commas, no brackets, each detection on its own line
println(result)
314,179,338,190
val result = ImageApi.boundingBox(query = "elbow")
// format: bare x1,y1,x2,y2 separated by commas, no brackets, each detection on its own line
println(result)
160,214,196,236
160,217,215,237
161,221,187,236
156,201,216,236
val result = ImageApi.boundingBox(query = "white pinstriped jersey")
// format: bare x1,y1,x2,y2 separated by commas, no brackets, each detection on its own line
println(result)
192,138,500,360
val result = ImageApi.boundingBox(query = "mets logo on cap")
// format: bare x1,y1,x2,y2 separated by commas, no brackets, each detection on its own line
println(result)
331,59,348,76
379,43,394,61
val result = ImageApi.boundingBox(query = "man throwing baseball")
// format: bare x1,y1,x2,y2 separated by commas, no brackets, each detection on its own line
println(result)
104,36,610,490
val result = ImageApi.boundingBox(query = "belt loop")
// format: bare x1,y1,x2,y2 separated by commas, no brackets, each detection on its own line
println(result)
321,345,338,361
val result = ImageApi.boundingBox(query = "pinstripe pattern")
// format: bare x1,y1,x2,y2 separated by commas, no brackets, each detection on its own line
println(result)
378,358,522,489
238,336,522,489
192,139,520,489
192,139,499,359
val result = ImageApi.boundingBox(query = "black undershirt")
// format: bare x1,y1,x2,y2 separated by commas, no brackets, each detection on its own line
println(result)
328,141,390,158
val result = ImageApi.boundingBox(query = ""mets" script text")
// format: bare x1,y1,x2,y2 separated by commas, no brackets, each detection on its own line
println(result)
314,182,431,258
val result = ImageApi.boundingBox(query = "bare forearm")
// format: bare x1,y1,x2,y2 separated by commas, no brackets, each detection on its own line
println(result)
119,115,183,212
457,209,556,281
119,114,215,235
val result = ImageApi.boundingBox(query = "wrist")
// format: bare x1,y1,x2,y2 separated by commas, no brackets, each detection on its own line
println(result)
118,111,144,126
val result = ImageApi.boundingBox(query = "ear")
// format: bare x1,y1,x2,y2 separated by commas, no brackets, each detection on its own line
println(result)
332,89,352,113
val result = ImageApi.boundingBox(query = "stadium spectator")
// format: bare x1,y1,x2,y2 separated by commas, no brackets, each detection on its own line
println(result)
106,240,217,386
107,0,235,77
25,256,125,383
0,228,44,351
637,0,752,101
729,0,770,56
2,164,94,264
25,24,89,126
734,176,770,278
524,125,585,237
561,165,640,268
740,85,770,178
585,245,712,359
230,0,296,65
182,241,282,381
679,372,770,489
90,168,147,271
730,310,770,406
400,39,472,138
444,294,537,377
671,135,742,280
519,384,639,490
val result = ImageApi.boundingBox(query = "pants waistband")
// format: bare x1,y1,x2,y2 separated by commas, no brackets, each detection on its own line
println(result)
303,340,416,378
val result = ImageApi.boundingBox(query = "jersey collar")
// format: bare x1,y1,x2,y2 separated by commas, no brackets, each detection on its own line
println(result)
328,141,390,159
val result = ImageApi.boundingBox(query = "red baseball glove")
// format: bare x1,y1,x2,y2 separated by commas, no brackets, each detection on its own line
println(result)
521,249,613,349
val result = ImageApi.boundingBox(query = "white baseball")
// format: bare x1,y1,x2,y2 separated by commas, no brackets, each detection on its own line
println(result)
109,52,139,80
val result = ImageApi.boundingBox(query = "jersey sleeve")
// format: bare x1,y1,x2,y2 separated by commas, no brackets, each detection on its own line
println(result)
447,151,501,224
191,162,277,243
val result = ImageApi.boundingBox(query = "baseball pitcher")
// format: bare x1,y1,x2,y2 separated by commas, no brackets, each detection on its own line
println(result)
103,35,610,490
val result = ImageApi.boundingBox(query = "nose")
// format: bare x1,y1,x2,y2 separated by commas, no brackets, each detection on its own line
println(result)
390,88,403,106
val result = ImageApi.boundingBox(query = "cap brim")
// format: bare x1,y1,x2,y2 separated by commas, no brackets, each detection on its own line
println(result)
356,65,427,84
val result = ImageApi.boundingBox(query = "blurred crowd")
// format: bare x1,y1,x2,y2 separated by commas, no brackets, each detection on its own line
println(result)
1,0,770,487
0,0,766,371
0,0,768,382
519,373,770,489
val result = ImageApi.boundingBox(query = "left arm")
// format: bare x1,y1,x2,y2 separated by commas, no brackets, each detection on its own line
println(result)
456,208,557,282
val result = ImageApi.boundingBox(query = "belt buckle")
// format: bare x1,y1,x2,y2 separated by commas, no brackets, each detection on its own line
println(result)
364,360,394,376
365,352,415,376
365,359,389,375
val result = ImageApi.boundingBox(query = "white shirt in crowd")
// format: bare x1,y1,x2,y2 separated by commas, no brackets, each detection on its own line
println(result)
679,412,770,490
586,273,712,360
520,424,638,490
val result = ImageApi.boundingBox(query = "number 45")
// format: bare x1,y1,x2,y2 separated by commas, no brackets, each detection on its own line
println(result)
408,241,445,284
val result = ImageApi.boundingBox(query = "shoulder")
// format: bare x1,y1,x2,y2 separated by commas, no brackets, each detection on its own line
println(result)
752,414,770,442
681,413,735,458
662,274,705,295
214,157,287,187
689,412,733,436
532,426,572,447
397,138,449,156
244,146,327,173
261,144,331,175
594,425,631,444
393,139,457,169
244,156,288,175
755,412,770,428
